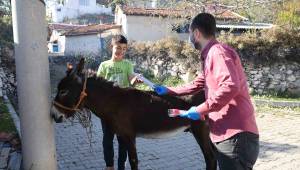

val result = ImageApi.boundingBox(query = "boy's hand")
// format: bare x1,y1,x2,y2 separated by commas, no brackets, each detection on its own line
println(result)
179,107,201,120
130,74,143,85
154,85,169,95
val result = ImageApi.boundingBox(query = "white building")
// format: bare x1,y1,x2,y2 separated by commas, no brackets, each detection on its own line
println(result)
127,0,158,8
48,23,121,55
47,0,112,23
115,5,273,42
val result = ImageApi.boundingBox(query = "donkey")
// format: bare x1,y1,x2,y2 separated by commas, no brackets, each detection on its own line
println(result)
51,58,217,170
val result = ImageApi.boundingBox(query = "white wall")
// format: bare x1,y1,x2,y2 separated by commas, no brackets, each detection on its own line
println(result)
124,16,188,41
49,0,112,23
48,28,121,54
64,34,100,55
127,0,157,8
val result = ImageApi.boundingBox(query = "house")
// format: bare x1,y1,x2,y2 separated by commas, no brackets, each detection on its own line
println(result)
46,0,112,23
127,0,158,8
48,23,86,53
48,24,121,55
115,5,273,41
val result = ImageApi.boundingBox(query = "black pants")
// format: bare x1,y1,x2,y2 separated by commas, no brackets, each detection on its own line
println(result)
214,132,259,170
101,120,128,170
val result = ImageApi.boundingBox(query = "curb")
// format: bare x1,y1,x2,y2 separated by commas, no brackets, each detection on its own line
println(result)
254,99,300,108
3,95,21,138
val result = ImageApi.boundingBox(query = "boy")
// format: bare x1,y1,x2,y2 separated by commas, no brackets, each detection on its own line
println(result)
97,35,139,170
154,13,259,170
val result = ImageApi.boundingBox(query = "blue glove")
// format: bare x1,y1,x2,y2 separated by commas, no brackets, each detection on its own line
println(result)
179,107,201,120
153,85,169,95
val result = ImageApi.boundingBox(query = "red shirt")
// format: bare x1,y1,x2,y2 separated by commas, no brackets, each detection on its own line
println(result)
169,39,259,143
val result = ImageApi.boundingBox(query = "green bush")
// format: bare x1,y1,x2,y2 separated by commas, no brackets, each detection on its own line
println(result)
127,37,200,73
218,27,300,64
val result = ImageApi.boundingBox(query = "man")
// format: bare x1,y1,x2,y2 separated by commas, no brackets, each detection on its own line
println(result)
154,13,259,170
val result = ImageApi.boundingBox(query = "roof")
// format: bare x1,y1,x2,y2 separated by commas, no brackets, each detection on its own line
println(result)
217,23,274,29
118,5,248,21
48,23,86,32
63,24,122,36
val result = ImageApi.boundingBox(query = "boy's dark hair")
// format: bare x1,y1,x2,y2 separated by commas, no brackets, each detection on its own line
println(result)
190,13,216,37
111,34,128,45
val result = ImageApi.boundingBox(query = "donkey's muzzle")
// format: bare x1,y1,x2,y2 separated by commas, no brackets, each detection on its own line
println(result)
50,105,65,123
52,114,63,123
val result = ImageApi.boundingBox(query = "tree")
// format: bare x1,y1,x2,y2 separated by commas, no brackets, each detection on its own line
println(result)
0,0,13,49
159,0,286,23
276,0,300,29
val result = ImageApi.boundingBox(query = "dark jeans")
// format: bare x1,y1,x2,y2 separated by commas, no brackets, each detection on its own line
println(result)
214,132,259,170
101,120,128,170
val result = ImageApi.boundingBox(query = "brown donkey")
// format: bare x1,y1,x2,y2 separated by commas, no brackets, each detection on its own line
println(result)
51,58,217,170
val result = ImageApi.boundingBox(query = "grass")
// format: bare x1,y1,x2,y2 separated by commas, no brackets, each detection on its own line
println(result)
134,75,184,91
255,104,300,117
0,98,17,133
252,95,300,102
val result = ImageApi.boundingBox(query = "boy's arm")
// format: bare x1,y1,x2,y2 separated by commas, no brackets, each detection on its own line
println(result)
96,63,105,77
127,62,140,85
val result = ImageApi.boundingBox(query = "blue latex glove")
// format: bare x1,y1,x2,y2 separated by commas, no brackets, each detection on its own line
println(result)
179,107,201,120
153,85,169,95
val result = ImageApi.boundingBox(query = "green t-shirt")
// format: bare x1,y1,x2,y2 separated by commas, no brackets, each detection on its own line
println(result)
97,59,134,88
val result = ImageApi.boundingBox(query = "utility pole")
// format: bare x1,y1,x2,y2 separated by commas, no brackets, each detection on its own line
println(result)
11,0,57,169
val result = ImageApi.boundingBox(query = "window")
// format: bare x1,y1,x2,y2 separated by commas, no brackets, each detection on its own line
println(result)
172,23,190,33
52,44,59,53
79,0,89,6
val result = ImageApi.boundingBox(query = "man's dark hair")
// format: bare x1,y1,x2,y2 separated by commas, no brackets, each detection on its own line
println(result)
190,13,216,37
111,34,128,45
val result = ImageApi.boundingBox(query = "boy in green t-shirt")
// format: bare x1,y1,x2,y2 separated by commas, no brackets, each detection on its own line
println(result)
97,35,139,170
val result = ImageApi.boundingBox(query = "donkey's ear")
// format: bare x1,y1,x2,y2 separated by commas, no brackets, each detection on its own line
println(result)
66,62,73,75
76,58,85,74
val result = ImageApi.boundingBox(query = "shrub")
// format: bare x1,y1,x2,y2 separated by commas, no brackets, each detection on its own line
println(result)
218,27,300,64
127,37,200,73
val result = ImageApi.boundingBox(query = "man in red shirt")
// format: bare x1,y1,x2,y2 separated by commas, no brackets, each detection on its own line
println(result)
154,13,259,170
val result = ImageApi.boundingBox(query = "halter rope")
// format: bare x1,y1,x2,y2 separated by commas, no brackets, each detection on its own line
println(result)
53,73,88,113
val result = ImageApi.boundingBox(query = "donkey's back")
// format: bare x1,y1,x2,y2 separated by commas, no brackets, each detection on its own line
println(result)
115,89,205,139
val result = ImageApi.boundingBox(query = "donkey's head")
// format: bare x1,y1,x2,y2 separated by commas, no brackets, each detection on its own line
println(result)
51,58,86,123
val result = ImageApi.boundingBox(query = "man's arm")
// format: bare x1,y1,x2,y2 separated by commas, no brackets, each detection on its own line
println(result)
195,49,240,115
168,73,205,96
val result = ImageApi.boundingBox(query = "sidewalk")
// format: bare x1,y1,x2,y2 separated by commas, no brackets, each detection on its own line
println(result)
5,95,300,169
55,111,300,170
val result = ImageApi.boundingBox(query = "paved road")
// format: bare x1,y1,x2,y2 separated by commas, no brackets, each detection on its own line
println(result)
55,112,300,170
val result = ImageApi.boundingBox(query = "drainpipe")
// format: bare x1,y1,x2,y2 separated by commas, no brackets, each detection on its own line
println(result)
11,0,57,170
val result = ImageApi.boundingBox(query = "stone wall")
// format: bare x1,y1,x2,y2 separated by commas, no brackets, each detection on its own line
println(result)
3,46,299,109
0,49,17,99
245,62,300,95
127,55,300,97
47,54,300,97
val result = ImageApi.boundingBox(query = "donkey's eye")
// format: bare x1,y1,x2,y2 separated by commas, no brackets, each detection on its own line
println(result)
59,90,69,96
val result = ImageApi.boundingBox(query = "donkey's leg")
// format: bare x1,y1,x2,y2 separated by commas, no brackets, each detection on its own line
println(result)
190,121,217,170
121,136,138,170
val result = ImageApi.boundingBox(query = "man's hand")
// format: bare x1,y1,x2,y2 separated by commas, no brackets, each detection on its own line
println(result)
153,85,169,95
179,107,201,120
